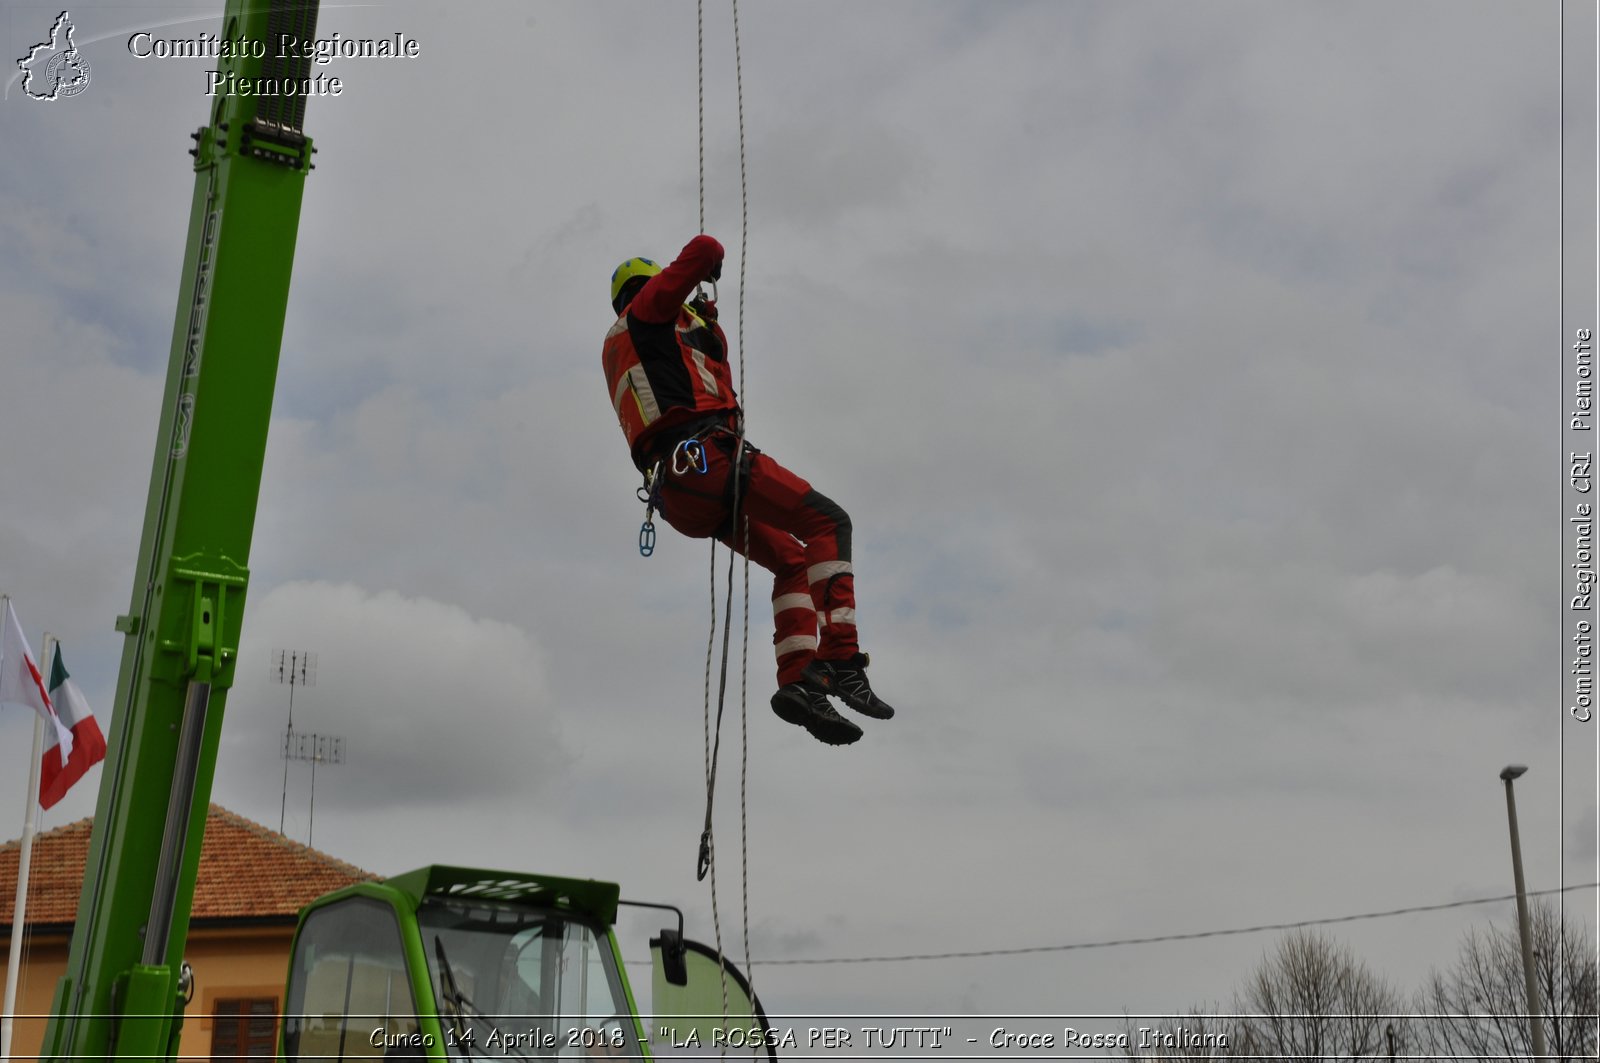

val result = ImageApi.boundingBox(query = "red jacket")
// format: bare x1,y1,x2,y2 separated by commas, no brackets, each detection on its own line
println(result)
603,235,738,469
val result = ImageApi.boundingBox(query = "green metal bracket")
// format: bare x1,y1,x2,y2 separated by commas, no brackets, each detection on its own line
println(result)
187,126,217,170
109,966,175,1059
155,559,246,688
240,121,314,169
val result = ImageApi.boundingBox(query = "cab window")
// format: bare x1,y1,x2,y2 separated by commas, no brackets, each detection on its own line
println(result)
418,898,636,1060
283,897,422,1061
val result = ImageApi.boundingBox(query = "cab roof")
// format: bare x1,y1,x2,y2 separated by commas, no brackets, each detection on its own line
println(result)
382,865,621,924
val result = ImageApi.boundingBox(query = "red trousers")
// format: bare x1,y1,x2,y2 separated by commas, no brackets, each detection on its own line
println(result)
654,434,857,686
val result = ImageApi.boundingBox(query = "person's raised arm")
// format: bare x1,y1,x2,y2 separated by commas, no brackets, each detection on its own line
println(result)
630,234,723,323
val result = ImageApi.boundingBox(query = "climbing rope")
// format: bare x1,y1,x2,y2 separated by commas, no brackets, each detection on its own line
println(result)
730,0,756,1003
697,0,706,234
693,0,754,1035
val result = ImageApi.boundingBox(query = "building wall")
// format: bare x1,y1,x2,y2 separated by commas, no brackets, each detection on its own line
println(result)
187,924,296,1057
0,933,65,1063
0,923,295,1060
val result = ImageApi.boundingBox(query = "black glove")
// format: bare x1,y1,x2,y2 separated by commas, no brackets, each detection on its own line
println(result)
688,295,718,322
708,259,723,283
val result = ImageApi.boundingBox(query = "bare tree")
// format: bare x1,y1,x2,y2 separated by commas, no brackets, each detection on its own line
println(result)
1416,899,1597,1062
1124,930,1410,1060
1229,929,1410,1061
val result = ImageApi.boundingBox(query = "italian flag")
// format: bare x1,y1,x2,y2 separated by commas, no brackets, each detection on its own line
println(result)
40,645,106,809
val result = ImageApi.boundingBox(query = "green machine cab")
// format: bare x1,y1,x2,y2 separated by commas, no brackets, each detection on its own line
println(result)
279,866,772,1061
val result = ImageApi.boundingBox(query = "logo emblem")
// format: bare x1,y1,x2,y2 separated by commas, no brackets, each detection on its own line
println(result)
17,11,91,101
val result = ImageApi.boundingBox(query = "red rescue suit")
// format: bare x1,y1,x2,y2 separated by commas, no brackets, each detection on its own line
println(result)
603,235,859,685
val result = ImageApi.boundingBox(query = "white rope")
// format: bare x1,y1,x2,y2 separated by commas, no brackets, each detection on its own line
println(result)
689,0,756,1037
729,0,756,1008
692,0,751,1042
696,0,706,235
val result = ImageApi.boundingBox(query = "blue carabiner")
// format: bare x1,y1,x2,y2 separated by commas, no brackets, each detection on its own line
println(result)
672,438,709,476
639,519,657,557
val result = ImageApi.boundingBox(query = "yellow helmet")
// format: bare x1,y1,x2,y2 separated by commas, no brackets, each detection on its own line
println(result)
610,257,662,313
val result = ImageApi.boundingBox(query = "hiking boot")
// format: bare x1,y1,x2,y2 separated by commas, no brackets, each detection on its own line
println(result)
802,653,895,720
770,683,863,745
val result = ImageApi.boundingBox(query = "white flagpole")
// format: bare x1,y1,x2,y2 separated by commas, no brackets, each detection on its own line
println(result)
1,633,50,1063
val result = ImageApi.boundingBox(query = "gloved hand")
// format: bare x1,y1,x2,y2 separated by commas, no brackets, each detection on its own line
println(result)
688,294,718,322
708,258,722,282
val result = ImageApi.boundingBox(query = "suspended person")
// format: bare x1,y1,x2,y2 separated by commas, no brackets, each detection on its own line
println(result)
603,234,895,746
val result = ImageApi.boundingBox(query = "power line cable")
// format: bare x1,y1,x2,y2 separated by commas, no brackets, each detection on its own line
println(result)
747,882,1600,967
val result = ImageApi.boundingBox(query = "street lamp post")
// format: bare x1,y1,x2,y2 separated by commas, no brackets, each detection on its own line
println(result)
1499,764,1547,1059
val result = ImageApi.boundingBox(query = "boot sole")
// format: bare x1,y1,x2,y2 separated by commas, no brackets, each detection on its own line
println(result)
771,689,863,745
838,696,894,720
804,715,863,745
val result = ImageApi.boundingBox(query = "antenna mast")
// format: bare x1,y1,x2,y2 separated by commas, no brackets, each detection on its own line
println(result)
271,649,317,834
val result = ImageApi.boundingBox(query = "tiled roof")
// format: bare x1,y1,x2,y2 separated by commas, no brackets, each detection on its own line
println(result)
0,805,376,930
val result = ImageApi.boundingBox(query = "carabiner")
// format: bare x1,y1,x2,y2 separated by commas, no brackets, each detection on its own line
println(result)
671,438,708,476
696,829,712,881
636,460,663,557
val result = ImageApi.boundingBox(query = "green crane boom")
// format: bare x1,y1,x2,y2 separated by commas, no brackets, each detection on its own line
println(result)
39,2,321,1057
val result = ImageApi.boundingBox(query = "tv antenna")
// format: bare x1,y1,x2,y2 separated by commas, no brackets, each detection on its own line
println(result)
282,731,344,847
272,649,317,834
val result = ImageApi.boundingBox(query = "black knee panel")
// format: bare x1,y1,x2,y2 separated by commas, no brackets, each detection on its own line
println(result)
801,489,852,560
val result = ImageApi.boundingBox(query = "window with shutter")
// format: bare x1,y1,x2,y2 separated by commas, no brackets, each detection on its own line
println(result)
211,997,279,1060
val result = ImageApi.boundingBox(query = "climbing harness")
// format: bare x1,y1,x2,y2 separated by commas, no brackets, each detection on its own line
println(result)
635,418,743,557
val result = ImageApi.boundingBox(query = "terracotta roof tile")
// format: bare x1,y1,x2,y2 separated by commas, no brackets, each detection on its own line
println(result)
0,805,376,930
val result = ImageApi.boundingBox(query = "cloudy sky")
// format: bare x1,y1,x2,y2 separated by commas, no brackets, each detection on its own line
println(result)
2,0,1596,1039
